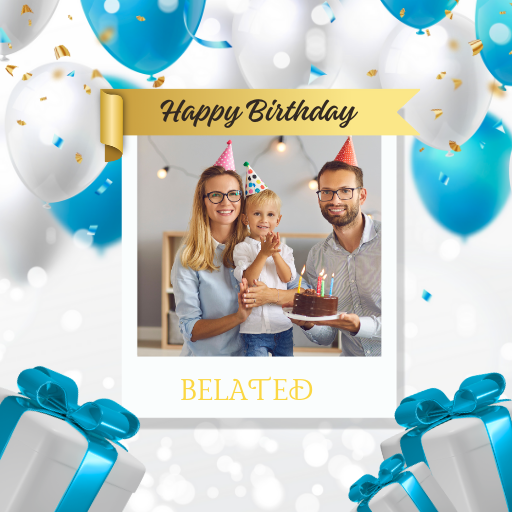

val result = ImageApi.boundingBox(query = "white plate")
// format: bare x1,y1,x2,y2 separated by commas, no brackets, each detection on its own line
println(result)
283,308,342,322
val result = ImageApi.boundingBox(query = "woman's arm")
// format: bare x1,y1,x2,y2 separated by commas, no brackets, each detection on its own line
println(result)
242,280,295,308
191,278,251,341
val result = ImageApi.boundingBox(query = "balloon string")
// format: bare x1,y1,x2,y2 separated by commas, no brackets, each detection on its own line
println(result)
183,0,232,49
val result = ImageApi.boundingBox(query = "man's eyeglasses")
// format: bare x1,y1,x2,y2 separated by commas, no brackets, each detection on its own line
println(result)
316,187,362,202
203,190,242,204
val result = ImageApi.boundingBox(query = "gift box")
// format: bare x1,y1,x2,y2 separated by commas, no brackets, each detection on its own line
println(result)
0,367,145,512
381,373,512,512
349,454,457,512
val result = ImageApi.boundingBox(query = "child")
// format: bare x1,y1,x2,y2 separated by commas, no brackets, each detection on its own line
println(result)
233,162,297,357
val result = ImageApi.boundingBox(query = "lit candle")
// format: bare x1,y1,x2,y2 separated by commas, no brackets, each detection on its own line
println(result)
321,274,327,297
329,273,334,296
298,265,305,293
317,269,324,295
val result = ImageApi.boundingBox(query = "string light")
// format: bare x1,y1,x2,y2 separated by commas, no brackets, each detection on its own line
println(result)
157,166,169,179
276,136,286,152
308,177,318,191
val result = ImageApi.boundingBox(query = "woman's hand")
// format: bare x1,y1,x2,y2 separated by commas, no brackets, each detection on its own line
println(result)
236,278,253,322
242,280,275,308
260,231,281,258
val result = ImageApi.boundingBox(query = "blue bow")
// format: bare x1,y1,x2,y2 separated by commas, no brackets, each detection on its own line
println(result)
349,454,439,512
16,366,139,442
395,373,506,429
0,367,140,512
395,373,512,511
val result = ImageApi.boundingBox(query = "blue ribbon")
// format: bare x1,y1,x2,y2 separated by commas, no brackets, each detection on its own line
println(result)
0,367,140,512
349,454,439,512
395,373,512,511
183,0,232,49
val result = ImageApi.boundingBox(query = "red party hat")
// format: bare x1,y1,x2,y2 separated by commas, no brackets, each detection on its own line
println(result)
334,136,358,166
215,140,235,170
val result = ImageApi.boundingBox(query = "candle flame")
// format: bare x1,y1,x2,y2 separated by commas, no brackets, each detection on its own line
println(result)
323,274,327,280
301,265,305,275
332,273,334,277
320,269,324,276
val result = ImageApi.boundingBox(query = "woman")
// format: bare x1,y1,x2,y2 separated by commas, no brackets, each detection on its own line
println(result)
171,165,252,356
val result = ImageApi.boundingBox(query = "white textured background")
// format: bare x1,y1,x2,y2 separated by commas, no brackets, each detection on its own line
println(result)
1,0,512,511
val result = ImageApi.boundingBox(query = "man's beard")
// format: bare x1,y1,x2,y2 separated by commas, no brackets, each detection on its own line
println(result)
320,201,360,227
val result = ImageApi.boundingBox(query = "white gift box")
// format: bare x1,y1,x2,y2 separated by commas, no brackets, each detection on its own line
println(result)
350,462,457,512
0,388,145,512
382,402,512,512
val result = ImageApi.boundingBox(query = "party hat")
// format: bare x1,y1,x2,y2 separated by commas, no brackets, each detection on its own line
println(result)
215,140,235,170
334,136,358,166
243,162,267,196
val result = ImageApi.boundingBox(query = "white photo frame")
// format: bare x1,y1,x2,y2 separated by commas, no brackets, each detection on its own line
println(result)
122,135,397,418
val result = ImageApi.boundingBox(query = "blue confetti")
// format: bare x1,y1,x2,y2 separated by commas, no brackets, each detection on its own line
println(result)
0,28,11,44
87,225,98,235
52,135,64,148
309,65,327,85
493,119,505,133
95,179,112,195
422,290,432,302
439,172,449,186
67,70,75,77
322,2,336,23
480,141,486,149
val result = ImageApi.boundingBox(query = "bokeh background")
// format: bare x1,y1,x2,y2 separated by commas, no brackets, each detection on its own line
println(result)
1,0,512,511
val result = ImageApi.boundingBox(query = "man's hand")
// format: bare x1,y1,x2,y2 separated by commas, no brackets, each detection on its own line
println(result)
311,313,361,334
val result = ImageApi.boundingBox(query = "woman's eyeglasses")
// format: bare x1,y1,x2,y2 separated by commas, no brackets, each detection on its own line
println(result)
203,190,242,204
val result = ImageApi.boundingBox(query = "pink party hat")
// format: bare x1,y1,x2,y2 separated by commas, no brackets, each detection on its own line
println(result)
215,140,235,170
243,161,267,197
334,136,358,166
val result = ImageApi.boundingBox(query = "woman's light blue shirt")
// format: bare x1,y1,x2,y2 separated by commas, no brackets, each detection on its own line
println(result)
171,238,301,357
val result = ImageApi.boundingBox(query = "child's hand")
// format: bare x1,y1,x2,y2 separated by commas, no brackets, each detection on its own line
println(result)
260,231,281,257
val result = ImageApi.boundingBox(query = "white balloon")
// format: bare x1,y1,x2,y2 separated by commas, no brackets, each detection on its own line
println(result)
0,0,60,60
331,0,400,89
232,0,343,89
5,62,111,205
379,13,494,153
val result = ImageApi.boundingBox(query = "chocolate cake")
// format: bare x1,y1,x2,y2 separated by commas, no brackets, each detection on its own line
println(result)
292,288,338,317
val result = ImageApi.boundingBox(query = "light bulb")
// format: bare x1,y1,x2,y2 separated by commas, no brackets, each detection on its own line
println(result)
157,167,168,179
277,142,286,152
308,179,318,191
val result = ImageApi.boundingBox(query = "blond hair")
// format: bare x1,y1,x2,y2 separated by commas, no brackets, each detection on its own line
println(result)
245,188,281,212
180,166,249,271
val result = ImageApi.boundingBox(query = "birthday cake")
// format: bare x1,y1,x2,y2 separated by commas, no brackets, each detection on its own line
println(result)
292,288,338,317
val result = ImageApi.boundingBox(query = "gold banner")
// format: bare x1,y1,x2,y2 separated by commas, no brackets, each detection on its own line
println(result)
100,89,419,162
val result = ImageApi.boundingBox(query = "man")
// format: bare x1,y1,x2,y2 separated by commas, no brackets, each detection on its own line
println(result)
242,137,381,356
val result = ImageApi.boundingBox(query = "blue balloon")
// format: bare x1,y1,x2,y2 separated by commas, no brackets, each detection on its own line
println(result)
476,0,512,87
411,113,511,236
50,159,122,249
80,0,205,80
381,0,457,33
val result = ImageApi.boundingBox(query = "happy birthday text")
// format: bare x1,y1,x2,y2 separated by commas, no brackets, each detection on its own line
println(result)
161,99,358,129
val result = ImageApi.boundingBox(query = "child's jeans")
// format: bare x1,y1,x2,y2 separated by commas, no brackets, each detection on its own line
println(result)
242,328,294,357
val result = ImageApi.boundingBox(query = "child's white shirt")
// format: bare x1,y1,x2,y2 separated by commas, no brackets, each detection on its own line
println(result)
233,236,297,334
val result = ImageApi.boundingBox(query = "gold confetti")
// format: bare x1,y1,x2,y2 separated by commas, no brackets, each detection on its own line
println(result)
500,11,506,14
426,29,431,36
75,153,83,164
448,39,459,51
469,39,483,56
445,10,453,19
367,69,377,77
40,97,47,101
6,65,17,76
28,19,32,26
449,140,461,152
99,27,115,43
436,71,447,79
68,15,72,20
136,15,146,21
432,108,443,119
84,84,91,94
153,76,165,88
8,43,12,49
419,147,425,152
17,120,26,126
400,8,405,17
52,68,64,80
452,78,462,90
54,45,70,60
21,5,33,14
510,50,512,55
489,81,506,97
22,73,32,81
91,69,103,79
